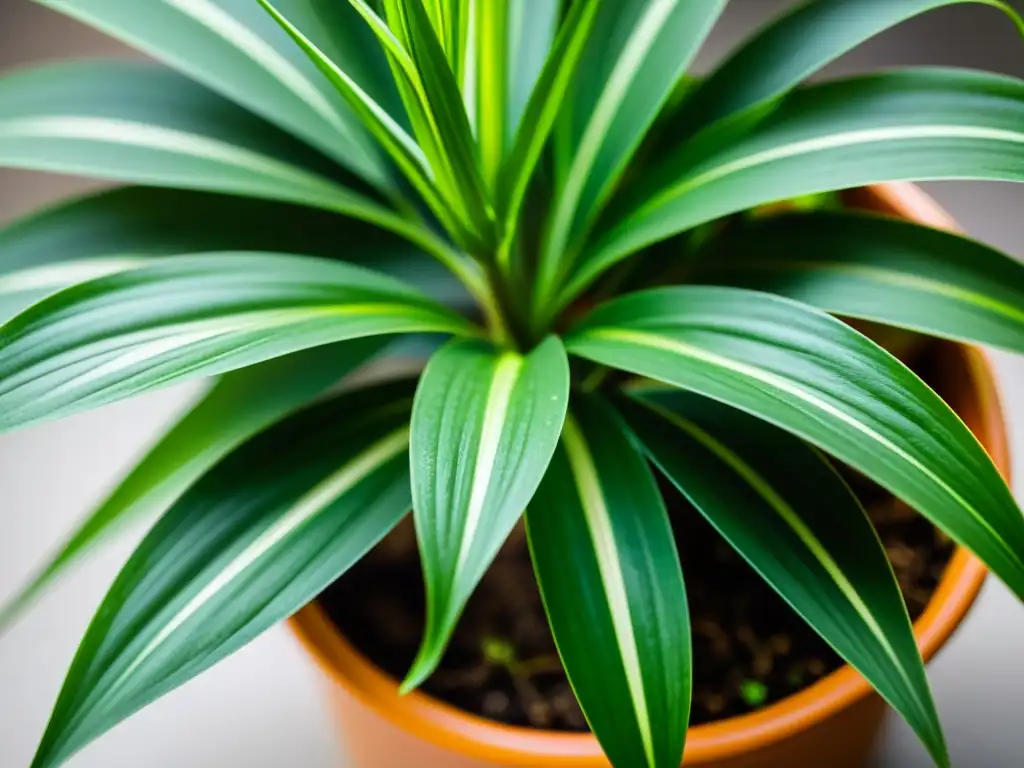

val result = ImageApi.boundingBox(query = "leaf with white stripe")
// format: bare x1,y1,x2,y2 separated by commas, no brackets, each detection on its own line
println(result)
0,186,469,322
674,0,1024,139
0,252,475,434
340,0,494,249
465,0,559,187
618,391,947,768
39,0,401,185
566,286,1024,604
385,0,496,250
402,336,569,689
572,69,1024,304
535,0,726,306
691,210,1024,354
29,380,415,768
527,395,690,768
258,0,461,238
0,338,385,632
0,61,424,239
495,0,601,258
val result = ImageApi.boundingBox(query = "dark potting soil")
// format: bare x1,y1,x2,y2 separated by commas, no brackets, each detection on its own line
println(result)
318,340,958,731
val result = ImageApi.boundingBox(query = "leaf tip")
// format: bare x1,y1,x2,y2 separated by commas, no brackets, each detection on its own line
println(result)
399,640,444,695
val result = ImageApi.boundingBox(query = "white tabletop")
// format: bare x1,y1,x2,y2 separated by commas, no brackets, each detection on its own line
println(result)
2,2,1023,766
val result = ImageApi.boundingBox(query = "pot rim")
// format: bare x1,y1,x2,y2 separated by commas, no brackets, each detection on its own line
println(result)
289,182,1009,765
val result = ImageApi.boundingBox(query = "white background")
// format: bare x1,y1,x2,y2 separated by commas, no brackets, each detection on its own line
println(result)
2,1,1024,766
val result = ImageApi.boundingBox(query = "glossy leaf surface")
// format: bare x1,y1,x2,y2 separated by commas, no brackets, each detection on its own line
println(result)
259,0,447,225
31,380,415,768
677,0,1024,138
0,186,468,319
404,335,569,688
496,0,601,249
537,0,726,303
474,0,558,181
0,253,472,433
619,392,947,767
0,339,384,630
38,0,397,184
577,69,1024,302
0,61,394,221
692,211,1024,354
527,395,689,768
567,286,1024,602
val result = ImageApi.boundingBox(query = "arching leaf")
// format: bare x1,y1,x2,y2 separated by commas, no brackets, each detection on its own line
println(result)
39,0,400,184
403,336,569,689
0,339,385,631
676,0,1024,139
527,395,689,768
567,286,1024,605
619,392,947,768
30,380,415,768
572,69,1024,304
0,252,474,433
691,210,1024,354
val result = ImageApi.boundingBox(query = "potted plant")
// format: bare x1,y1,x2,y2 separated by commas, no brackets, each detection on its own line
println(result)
2,1,1024,766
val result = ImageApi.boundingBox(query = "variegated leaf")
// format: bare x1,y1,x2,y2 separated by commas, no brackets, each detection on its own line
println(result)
535,0,726,307
691,210,1024,354
619,391,947,767
495,0,601,262
527,394,690,768
677,0,1024,138
0,339,385,630
0,252,473,433
29,380,416,768
38,0,398,185
566,286,1024,604
571,69,1024,305
0,60,445,249
403,336,570,688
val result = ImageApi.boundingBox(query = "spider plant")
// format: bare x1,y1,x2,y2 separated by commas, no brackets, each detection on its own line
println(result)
2,1,1024,767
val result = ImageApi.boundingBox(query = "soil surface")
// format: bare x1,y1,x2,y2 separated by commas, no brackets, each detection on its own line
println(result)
319,341,958,730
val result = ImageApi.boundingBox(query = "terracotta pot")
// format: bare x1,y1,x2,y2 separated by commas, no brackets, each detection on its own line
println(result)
289,183,1010,767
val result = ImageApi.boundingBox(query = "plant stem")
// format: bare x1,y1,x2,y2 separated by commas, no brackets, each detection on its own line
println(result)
484,262,535,351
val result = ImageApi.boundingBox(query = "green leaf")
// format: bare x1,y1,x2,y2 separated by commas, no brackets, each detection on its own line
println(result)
526,395,689,768
418,0,467,77
470,0,510,190
37,0,401,186
0,252,474,433
566,286,1024,603
0,338,384,631
259,0,473,247
505,0,559,151
0,61,422,239
0,258,145,325
348,0,447,185
30,380,415,768
0,186,470,320
690,210,1024,354
461,0,558,192
494,0,600,263
403,336,570,689
347,0,492,250
535,0,726,305
573,69,1024,304
676,0,1024,138
389,0,495,248
618,392,948,768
